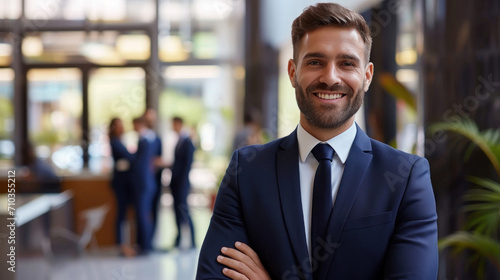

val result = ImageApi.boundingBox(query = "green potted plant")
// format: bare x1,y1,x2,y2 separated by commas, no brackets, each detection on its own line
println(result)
430,118,500,278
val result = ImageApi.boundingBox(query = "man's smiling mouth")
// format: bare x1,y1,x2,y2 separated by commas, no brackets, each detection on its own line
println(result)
314,93,346,100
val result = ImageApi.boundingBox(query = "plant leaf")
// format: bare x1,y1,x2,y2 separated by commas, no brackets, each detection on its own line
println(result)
429,118,500,179
378,72,417,111
439,231,500,272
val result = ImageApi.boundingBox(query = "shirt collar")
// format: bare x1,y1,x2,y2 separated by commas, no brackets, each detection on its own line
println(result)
140,128,156,142
297,122,357,164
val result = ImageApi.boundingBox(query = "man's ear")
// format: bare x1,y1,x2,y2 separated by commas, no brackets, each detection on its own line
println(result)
288,59,297,88
363,62,374,92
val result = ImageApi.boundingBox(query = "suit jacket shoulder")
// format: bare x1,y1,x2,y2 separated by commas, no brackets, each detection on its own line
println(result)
234,131,295,166
369,137,422,166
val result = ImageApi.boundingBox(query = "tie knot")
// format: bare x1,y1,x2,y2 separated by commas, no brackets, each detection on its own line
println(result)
311,143,334,162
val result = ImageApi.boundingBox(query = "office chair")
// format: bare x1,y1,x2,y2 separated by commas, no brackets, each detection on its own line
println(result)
45,204,110,258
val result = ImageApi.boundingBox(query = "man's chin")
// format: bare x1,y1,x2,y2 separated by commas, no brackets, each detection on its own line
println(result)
306,117,345,130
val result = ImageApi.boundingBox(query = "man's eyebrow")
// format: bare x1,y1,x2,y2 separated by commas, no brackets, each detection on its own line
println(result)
302,52,327,60
337,53,361,63
302,52,362,64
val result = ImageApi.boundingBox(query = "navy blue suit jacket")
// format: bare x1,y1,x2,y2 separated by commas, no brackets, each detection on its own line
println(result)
110,137,133,191
171,135,195,189
131,135,159,193
197,127,438,280
153,134,163,163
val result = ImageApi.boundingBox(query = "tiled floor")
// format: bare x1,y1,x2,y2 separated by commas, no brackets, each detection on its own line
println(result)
19,249,200,280
17,204,213,280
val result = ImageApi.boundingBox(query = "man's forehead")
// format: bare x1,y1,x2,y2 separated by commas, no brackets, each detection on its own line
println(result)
297,26,366,61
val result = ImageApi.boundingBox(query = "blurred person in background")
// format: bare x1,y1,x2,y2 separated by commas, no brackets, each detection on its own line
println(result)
20,142,61,193
108,117,136,257
144,108,164,246
170,116,196,250
233,111,265,151
131,116,159,254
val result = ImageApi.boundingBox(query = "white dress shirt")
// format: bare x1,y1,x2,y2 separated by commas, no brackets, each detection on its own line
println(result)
297,122,357,253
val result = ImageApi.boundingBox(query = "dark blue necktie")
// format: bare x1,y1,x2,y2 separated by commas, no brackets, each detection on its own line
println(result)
310,143,335,274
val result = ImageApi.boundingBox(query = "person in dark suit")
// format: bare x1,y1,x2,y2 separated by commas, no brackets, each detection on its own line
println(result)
197,3,438,280
22,142,61,193
144,108,164,241
130,116,159,254
108,118,136,257
233,111,264,151
170,116,196,249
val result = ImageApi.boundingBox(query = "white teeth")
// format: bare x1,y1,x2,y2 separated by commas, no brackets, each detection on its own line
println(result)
317,93,343,100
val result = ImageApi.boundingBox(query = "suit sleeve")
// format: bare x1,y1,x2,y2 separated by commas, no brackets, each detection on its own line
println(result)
111,139,133,162
156,137,162,157
179,140,195,177
134,138,147,162
196,150,251,279
171,139,195,185
383,157,438,279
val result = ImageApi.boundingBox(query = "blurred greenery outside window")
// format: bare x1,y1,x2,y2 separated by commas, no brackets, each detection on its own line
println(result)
0,68,14,168
159,32,219,62
88,67,146,174
0,33,15,168
27,68,82,174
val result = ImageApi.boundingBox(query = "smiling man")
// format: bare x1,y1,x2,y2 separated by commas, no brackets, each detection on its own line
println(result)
196,3,438,280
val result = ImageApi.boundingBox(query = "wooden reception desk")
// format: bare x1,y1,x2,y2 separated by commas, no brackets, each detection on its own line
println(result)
60,174,118,247
0,173,120,248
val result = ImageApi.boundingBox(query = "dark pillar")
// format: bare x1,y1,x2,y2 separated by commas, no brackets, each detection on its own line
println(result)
81,67,89,168
146,0,162,120
12,25,27,166
363,2,398,143
244,0,279,139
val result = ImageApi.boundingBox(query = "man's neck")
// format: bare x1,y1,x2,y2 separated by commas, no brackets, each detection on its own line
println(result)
299,117,355,141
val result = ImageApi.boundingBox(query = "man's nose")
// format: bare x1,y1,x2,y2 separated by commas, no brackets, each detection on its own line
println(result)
318,63,342,86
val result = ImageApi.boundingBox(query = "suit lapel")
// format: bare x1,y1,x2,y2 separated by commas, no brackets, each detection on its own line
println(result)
175,136,184,152
276,130,312,280
318,126,373,280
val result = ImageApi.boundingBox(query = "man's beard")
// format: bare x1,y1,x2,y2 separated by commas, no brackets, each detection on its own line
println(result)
295,79,364,130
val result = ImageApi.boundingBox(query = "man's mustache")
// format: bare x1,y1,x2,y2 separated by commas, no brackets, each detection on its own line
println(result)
305,82,352,94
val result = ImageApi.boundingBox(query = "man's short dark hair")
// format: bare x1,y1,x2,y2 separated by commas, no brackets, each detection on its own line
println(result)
291,3,372,63
133,116,145,124
172,116,184,124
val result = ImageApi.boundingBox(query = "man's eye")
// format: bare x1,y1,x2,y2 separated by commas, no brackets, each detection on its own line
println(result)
342,61,355,67
307,60,321,66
